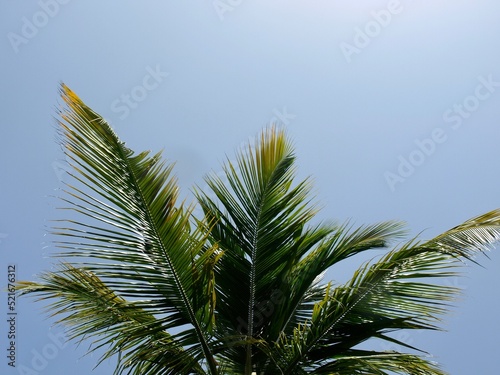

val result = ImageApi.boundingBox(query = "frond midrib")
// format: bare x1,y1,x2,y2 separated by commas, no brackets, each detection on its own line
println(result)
244,155,279,374
114,135,217,375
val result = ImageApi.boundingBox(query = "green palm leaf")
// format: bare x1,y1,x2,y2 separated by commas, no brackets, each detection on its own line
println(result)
272,211,500,373
18,84,500,375
18,263,200,374
20,85,219,374
196,127,326,373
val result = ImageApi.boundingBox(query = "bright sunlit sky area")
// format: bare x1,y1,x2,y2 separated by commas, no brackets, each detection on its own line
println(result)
1,1,500,374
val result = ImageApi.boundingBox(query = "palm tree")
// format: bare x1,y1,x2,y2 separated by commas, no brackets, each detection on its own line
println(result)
19,84,500,375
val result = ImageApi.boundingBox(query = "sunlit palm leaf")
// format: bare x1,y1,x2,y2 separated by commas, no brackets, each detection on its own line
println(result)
272,210,500,374
311,351,446,375
196,127,326,372
18,84,500,375
19,84,218,374
17,264,202,375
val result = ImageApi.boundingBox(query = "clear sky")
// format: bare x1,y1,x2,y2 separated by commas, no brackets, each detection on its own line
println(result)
1,1,500,374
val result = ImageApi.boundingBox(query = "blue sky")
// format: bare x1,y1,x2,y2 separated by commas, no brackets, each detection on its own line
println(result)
1,1,500,374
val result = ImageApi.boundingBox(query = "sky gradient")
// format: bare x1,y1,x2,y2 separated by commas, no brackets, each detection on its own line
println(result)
1,1,500,374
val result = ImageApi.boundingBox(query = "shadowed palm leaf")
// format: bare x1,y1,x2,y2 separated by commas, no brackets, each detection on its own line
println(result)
18,84,500,375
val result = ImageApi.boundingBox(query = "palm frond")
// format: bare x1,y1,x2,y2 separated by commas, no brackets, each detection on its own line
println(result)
196,127,323,371
425,209,500,261
273,210,500,374
19,84,219,374
18,84,500,375
275,220,407,334
18,263,203,375
311,351,446,375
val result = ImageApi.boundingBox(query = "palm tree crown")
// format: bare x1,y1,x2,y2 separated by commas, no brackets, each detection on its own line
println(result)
19,84,500,375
